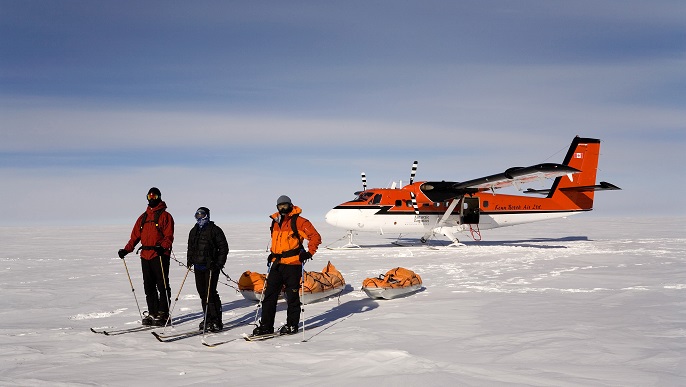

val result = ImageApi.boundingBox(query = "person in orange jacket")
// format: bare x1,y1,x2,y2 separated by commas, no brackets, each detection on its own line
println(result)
253,195,321,336
118,187,175,326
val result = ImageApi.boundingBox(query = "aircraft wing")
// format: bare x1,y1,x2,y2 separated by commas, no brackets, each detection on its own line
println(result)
420,163,579,202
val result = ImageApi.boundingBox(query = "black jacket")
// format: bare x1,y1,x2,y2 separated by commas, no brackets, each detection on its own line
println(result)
186,222,229,269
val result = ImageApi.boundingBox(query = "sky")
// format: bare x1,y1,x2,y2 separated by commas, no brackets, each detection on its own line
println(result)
1,1,685,226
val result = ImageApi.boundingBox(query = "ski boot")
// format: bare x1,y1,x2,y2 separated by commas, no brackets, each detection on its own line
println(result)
279,324,298,335
154,311,169,327
252,325,274,336
141,311,155,326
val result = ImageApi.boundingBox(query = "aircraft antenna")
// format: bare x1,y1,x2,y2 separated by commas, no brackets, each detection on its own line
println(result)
361,172,367,191
409,161,418,185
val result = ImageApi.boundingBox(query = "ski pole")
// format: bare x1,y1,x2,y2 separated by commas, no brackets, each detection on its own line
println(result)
164,264,191,331
201,269,213,336
159,255,172,328
122,257,143,321
301,261,306,341
253,260,273,326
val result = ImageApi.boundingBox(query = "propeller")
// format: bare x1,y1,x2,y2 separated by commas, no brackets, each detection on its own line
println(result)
409,161,418,185
409,192,420,215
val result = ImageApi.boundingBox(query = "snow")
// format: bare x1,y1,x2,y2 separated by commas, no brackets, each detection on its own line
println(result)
1,216,685,386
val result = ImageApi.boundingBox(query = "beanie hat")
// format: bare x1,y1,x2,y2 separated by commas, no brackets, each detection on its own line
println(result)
276,195,292,205
196,207,210,218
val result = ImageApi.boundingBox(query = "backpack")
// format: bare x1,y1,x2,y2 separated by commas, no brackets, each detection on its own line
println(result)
270,213,300,239
139,209,164,238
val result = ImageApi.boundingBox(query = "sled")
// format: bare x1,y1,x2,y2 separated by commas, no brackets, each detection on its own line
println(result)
238,270,283,301
300,261,346,304
362,267,422,300
238,261,345,304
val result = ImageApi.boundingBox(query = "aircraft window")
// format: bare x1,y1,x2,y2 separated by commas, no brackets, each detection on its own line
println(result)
434,202,441,207
351,192,374,203
395,200,402,207
422,203,430,207
372,194,382,204
406,200,413,207
483,201,489,208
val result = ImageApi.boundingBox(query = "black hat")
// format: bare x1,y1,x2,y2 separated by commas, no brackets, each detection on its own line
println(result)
196,207,210,217
148,187,162,197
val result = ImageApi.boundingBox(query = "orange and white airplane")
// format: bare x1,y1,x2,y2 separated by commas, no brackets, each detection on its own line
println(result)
325,136,620,247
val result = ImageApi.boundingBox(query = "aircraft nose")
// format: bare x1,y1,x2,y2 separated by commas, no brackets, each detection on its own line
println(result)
325,208,338,227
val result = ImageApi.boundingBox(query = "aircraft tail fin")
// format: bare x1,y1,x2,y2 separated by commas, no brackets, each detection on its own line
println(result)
548,136,604,210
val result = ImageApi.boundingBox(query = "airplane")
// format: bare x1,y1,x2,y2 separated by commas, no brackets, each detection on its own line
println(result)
324,136,620,248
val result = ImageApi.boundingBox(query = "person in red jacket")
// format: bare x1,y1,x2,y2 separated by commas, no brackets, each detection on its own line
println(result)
253,195,321,336
118,187,175,326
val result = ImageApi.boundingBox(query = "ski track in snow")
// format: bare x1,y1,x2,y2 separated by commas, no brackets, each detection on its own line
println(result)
0,218,685,385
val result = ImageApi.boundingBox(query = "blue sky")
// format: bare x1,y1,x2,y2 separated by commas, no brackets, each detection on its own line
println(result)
1,1,685,226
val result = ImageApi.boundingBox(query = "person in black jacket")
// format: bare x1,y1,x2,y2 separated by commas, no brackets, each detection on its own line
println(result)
186,207,229,332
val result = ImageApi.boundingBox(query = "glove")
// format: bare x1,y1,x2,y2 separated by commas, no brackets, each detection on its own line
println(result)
118,249,128,259
186,257,193,267
208,260,221,271
267,253,277,267
154,245,165,256
299,251,312,263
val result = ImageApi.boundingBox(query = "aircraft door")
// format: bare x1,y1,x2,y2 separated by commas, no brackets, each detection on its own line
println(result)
461,197,480,224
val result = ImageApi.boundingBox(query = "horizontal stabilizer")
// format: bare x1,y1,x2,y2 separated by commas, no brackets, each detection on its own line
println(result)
524,188,551,195
560,181,621,192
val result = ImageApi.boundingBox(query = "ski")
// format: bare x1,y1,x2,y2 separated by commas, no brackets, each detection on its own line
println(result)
201,336,240,347
152,319,252,343
242,332,281,341
242,323,326,342
90,325,156,336
152,328,200,339
152,329,203,342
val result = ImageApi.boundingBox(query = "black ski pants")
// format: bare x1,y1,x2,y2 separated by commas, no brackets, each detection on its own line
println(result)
194,268,222,323
260,263,302,329
141,255,171,315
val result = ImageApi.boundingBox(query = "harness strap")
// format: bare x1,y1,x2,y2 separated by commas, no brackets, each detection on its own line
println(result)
270,213,304,255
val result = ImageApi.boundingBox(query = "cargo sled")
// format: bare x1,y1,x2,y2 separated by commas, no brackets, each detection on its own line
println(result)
300,261,346,304
238,261,345,304
238,270,276,301
362,267,422,300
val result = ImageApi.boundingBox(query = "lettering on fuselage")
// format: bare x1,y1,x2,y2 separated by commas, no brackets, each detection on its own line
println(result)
493,204,542,211
414,215,429,224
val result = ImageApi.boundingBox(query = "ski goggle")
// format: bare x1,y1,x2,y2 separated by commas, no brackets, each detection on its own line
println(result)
195,210,207,219
147,193,160,200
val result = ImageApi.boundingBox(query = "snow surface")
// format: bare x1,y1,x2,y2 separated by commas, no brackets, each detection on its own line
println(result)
1,217,685,386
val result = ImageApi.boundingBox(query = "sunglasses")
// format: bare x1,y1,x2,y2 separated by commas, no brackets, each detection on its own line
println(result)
147,193,160,200
195,210,207,219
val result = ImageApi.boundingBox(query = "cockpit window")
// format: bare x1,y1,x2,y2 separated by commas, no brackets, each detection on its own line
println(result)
350,191,374,203
371,194,382,204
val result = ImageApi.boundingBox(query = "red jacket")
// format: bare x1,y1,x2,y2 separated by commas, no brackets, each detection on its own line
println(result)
268,205,321,265
123,201,174,260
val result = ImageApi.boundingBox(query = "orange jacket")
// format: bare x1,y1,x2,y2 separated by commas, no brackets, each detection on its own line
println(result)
268,205,321,265
123,201,175,260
